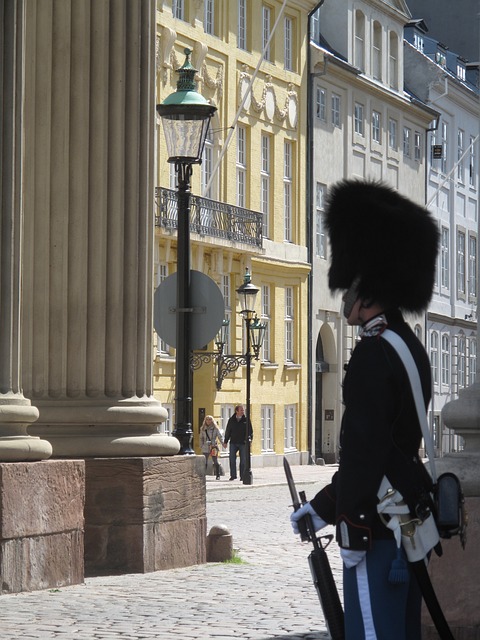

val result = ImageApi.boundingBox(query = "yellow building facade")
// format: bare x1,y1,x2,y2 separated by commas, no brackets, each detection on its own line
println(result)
155,0,317,466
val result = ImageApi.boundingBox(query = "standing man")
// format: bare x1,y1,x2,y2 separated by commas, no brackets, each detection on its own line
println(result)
224,404,253,481
291,179,439,639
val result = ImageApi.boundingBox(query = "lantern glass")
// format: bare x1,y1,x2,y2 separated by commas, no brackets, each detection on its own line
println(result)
236,269,260,316
160,112,212,164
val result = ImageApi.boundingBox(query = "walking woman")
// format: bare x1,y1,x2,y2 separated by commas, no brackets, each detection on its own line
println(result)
199,415,224,480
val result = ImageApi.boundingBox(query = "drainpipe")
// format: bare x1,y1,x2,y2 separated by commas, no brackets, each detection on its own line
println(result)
306,0,326,464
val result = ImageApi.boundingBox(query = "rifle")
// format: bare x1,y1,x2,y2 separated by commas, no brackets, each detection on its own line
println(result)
284,458,345,640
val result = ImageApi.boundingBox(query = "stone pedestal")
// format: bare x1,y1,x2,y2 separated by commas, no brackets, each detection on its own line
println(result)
421,383,480,639
421,498,480,640
0,460,85,594
84,456,206,576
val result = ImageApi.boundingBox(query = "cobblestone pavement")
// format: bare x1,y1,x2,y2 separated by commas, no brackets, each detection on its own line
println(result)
0,464,341,640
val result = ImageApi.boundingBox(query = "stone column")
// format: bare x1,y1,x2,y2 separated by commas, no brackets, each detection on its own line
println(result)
22,0,178,457
0,0,52,461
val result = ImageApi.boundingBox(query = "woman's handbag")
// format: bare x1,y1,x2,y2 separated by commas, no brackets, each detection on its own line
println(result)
380,330,467,550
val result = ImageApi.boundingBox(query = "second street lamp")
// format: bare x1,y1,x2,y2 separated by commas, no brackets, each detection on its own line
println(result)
157,49,217,454
236,269,266,485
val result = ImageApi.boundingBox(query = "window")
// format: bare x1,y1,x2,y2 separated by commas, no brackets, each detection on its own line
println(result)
156,263,170,355
414,131,421,161
311,7,321,44
436,51,446,67
158,403,173,435
284,17,293,71
262,5,272,61
261,134,270,238
441,226,450,289
389,32,398,90
414,324,422,341
331,93,341,128
204,0,215,35
469,338,477,384
441,122,448,174
430,331,439,385
261,405,274,451
414,33,424,52
372,111,381,143
403,127,411,157
201,126,214,199
316,86,326,122
388,118,397,150
284,141,293,242
238,0,247,50
354,11,365,70
172,0,185,20
470,135,476,187
468,234,477,299
457,64,466,81
354,103,364,136
315,183,327,258
221,274,232,353
457,129,465,183
441,334,450,386
285,286,294,362
458,335,466,389
236,126,247,207
373,22,382,80
284,404,297,450
220,404,235,434
261,285,271,362
457,229,466,296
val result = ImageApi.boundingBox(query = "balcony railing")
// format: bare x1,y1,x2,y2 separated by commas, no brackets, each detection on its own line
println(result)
155,187,263,248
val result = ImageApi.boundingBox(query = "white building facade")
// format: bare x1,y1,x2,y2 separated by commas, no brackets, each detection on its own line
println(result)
404,23,480,454
309,0,440,462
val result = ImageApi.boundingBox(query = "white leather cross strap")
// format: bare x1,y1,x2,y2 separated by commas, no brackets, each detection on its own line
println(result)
381,329,437,483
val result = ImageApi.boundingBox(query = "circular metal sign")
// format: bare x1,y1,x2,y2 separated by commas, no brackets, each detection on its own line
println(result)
154,270,225,350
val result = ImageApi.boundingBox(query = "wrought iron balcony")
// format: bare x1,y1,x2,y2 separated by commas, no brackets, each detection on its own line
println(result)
155,187,263,248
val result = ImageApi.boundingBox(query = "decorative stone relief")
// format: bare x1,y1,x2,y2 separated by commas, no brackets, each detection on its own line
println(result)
239,68,298,128
194,42,223,96
158,26,176,83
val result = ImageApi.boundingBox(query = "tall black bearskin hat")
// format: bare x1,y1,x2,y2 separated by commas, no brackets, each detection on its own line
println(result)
325,179,439,313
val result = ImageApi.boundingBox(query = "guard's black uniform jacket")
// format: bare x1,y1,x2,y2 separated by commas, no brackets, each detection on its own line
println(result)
310,309,434,551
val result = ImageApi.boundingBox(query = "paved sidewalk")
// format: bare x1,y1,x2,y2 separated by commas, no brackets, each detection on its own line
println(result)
0,463,340,640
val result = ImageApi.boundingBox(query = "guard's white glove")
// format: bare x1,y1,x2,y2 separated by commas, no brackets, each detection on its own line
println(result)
290,502,327,535
340,548,367,569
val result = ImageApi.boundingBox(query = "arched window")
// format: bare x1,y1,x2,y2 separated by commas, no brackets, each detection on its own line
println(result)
457,334,466,389
373,21,382,81
468,337,477,384
354,11,365,70
389,32,398,90
441,334,450,386
430,331,439,385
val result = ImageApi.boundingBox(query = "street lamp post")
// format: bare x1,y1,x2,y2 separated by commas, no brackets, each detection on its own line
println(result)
157,49,217,454
236,269,265,485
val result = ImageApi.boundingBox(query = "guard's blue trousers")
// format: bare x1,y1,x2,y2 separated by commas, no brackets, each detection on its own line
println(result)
343,539,422,640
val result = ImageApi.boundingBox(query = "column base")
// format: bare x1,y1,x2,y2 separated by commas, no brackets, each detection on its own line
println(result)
0,395,52,461
29,397,180,457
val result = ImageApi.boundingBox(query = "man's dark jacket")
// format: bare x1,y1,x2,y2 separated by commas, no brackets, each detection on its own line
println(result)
310,309,433,551
224,414,253,445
